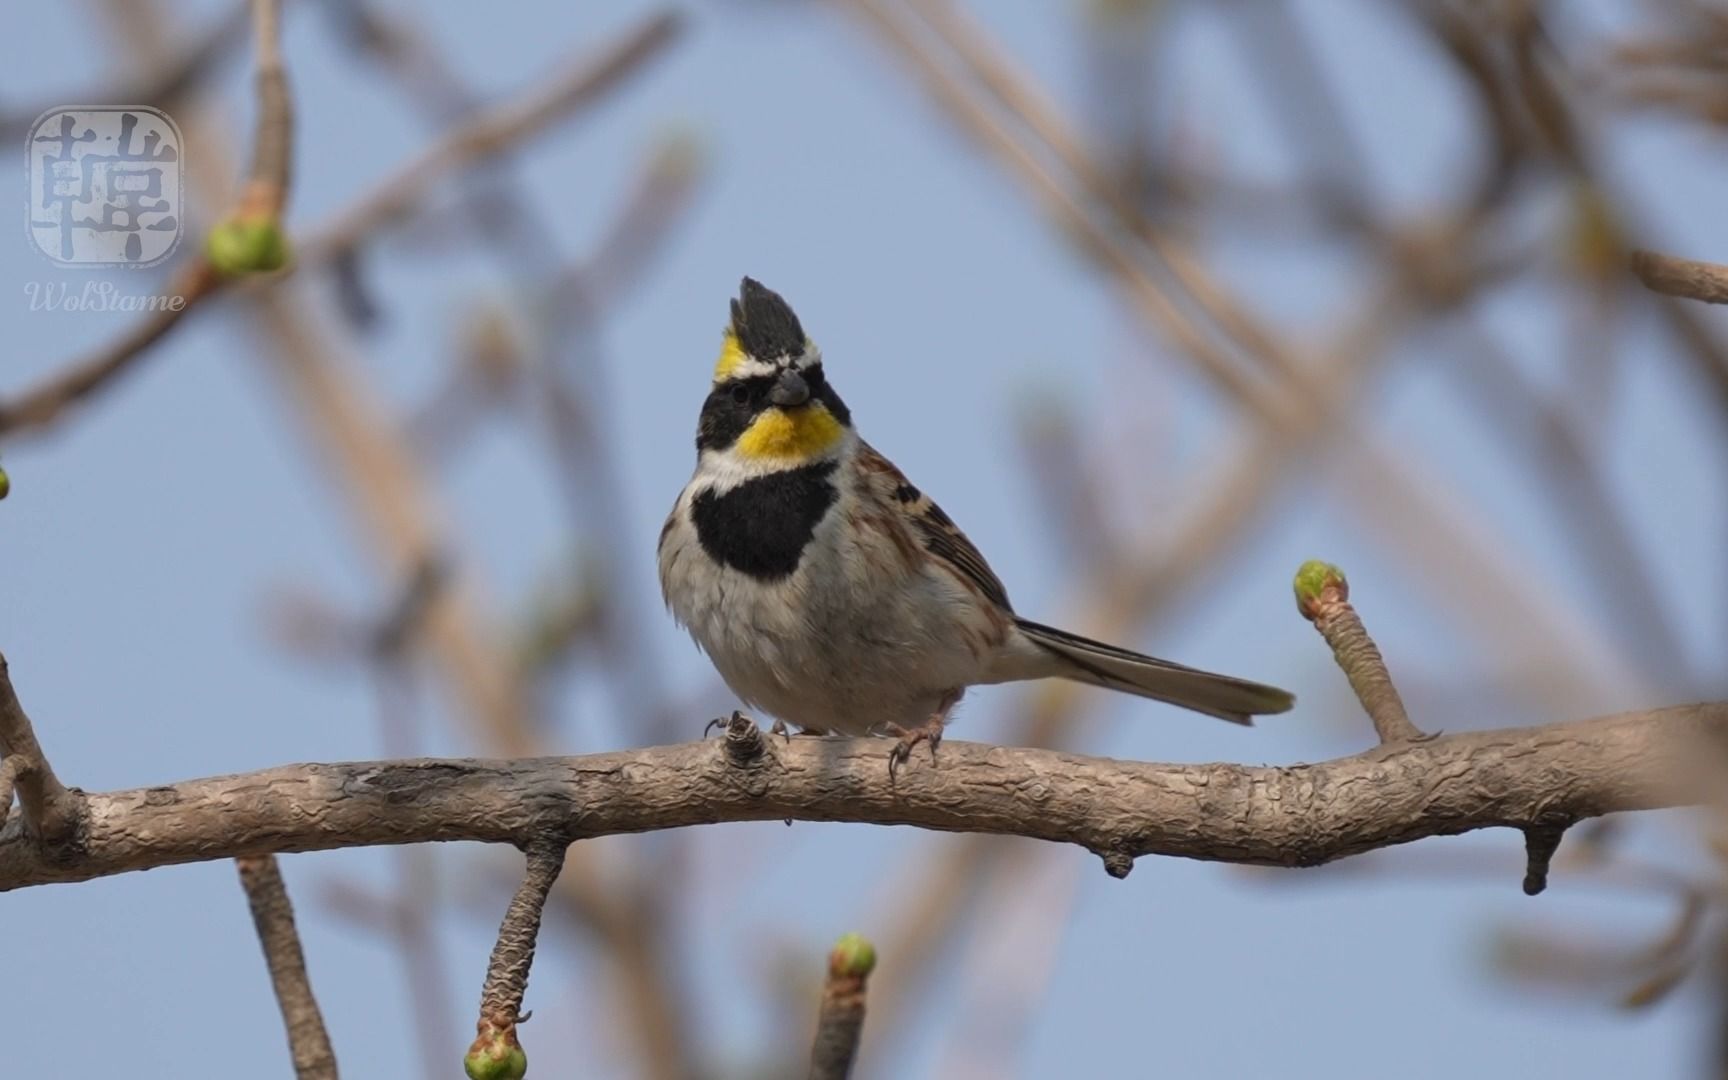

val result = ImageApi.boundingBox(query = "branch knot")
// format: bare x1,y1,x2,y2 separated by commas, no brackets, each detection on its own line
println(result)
722,711,766,766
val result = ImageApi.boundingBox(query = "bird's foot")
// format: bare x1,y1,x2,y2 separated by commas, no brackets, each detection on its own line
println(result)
885,718,944,780
706,712,801,745
704,710,751,739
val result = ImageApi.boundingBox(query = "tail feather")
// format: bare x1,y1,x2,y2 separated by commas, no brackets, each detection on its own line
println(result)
1010,619,1294,725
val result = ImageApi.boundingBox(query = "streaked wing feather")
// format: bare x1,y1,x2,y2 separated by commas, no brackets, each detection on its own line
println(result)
855,442,1013,611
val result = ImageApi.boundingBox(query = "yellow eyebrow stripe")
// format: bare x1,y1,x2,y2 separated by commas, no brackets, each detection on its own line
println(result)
714,329,748,381
735,404,844,461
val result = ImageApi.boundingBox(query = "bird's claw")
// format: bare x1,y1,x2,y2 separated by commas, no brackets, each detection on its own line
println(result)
704,710,751,739
885,719,944,781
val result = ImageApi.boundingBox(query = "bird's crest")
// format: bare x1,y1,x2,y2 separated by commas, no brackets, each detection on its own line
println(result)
716,277,808,381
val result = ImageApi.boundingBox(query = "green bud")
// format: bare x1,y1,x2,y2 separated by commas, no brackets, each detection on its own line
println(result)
0,464,10,500
205,216,290,276
828,932,877,979
1293,560,1346,616
464,1027,527,1080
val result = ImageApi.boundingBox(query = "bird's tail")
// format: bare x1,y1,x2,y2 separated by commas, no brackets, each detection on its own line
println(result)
1006,619,1294,725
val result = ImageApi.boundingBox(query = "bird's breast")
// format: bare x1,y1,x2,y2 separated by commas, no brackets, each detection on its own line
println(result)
689,461,839,580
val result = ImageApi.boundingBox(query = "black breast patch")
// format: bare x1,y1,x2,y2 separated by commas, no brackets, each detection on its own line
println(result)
691,462,839,580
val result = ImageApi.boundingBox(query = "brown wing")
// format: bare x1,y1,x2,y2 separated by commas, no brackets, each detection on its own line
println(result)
855,442,1013,611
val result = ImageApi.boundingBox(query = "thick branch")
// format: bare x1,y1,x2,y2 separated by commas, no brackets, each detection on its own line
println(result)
236,855,339,1080
0,653,81,845
1,705,1720,892
1631,249,1728,305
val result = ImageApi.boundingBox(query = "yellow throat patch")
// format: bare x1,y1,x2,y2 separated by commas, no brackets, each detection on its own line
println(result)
736,404,844,461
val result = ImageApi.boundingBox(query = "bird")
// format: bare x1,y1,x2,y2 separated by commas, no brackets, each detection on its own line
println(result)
658,277,1294,771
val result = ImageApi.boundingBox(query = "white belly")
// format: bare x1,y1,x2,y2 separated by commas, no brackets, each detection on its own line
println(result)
658,498,995,735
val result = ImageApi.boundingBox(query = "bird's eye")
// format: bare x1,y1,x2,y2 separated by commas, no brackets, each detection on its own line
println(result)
729,384,751,405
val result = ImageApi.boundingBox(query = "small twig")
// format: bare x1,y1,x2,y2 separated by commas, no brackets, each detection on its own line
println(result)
0,0,295,441
0,262,221,440
261,556,448,666
0,651,80,844
1630,249,1728,305
1492,883,1711,1007
1615,889,1710,1008
1016,397,1117,570
365,649,463,1080
1445,318,1691,690
237,855,339,1080
468,842,567,1080
557,129,706,309
405,306,527,460
1240,828,1720,903
510,552,605,680
809,934,877,1080
842,0,1274,415
369,554,448,658
1502,12,1728,421
299,10,683,268
206,0,294,275
1294,561,1427,744
0,1,250,140
240,0,293,219
1522,824,1568,897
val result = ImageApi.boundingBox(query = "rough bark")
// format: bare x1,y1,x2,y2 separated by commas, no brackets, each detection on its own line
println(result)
1,704,1721,892
236,854,339,1080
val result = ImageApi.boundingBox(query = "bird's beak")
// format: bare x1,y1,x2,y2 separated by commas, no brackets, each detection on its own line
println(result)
768,369,811,407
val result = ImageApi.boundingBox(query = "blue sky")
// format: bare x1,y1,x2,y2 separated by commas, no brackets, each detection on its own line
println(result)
2,1,1722,1077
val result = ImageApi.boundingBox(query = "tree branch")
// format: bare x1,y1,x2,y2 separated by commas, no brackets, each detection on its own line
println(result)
1521,824,1567,897
0,7,680,444
1,705,1720,892
296,10,683,268
0,0,292,441
466,842,565,1080
1631,249,1728,305
809,934,876,1080
0,2,250,141
239,0,293,219
0,261,221,440
0,652,81,845
236,854,339,1080
1294,561,1427,744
